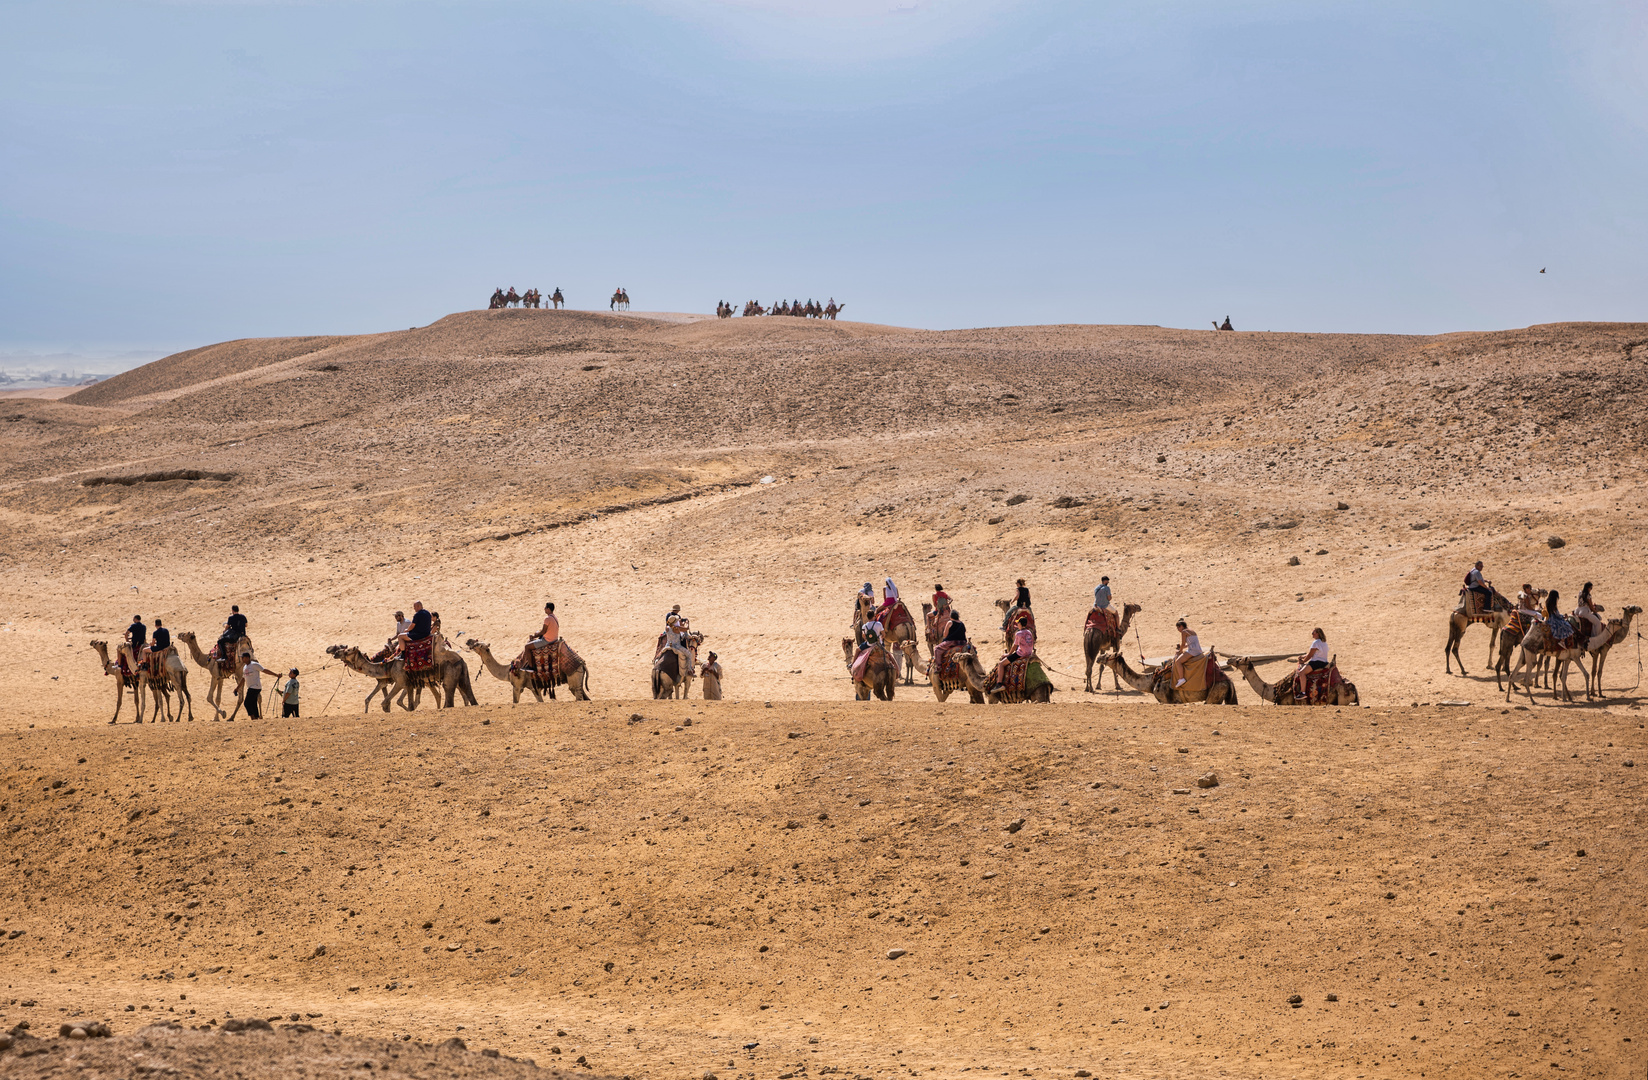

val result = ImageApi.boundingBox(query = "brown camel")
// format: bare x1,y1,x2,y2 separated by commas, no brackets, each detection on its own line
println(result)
466,639,591,703
916,643,988,703
177,631,253,719
1504,622,1589,704
325,644,407,712
994,597,1036,650
856,596,921,684
1228,655,1358,706
1444,588,1514,675
1582,605,1641,699
841,638,903,701
138,645,193,721
1101,651,1238,705
1084,603,1142,692
91,640,152,724
326,645,477,711
652,630,703,699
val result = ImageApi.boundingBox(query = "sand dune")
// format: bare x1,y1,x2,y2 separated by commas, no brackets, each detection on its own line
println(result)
2,311,1645,1079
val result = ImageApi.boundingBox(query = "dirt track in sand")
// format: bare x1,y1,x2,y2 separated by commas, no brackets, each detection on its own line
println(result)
2,311,1646,1079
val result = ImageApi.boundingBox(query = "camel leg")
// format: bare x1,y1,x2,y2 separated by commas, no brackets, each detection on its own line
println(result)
1485,626,1499,670
110,679,124,725
1445,619,1466,675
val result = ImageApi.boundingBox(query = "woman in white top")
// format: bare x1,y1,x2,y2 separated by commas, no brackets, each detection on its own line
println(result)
1170,619,1203,688
1292,628,1331,680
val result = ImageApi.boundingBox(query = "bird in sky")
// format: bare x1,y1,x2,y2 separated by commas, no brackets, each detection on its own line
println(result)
1540,268,1546,273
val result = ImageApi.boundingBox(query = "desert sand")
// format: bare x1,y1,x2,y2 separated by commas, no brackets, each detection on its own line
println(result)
1,310,1644,1079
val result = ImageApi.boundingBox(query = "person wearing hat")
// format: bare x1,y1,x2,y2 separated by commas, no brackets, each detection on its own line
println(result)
279,668,301,718
1168,618,1202,689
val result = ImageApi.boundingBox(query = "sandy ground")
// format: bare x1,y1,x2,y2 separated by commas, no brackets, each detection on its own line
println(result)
2,310,1645,1078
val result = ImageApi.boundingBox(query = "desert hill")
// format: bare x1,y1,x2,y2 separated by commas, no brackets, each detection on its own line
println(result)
2,310,1646,1079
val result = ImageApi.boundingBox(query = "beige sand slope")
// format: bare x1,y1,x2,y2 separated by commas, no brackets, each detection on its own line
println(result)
1,310,1645,1079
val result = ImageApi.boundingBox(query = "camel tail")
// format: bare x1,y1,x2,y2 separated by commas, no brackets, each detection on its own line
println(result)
459,664,478,706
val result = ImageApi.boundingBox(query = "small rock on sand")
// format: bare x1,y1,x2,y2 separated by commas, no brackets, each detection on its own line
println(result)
1005,818,1024,833
1196,773,1219,788
1547,536,1565,548
1287,556,1301,566
887,948,908,959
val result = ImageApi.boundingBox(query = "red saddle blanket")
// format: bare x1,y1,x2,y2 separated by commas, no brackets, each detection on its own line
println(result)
1294,664,1344,704
515,640,581,686
404,638,435,673
882,601,914,633
1006,606,1036,638
1085,607,1118,634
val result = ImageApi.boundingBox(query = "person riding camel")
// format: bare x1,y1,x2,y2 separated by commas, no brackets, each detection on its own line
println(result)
852,584,877,645
1577,582,1605,644
932,584,951,613
661,611,693,680
150,617,171,658
1516,584,1541,619
1001,578,1032,633
1540,589,1575,644
399,602,432,647
539,601,560,644
878,578,901,620
217,605,247,663
374,610,410,662
850,613,887,681
1290,627,1331,682
126,614,147,668
1168,619,1202,689
1464,561,1493,614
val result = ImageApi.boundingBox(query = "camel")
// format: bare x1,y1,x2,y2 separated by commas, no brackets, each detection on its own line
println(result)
981,653,1055,704
1504,621,1590,704
465,639,591,703
1444,587,1514,675
1583,605,1641,699
916,642,988,703
1228,655,1358,706
177,631,253,719
1100,651,1238,705
652,631,703,699
91,640,154,724
841,638,905,701
325,645,477,711
133,645,192,721
855,596,921,684
1084,603,1142,692
550,288,564,309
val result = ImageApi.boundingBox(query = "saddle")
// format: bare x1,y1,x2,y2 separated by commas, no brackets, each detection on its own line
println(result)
404,637,435,673
1293,662,1344,705
1085,607,1118,635
932,641,966,683
988,656,1048,700
1159,652,1220,698
1458,589,1497,624
1005,606,1036,639
882,601,914,633
926,608,953,643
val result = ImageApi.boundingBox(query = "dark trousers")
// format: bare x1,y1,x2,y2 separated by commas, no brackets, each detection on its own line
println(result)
282,702,299,718
244,688,262,719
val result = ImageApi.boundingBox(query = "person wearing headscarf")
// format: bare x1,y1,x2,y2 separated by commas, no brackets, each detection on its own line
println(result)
879,578,900,618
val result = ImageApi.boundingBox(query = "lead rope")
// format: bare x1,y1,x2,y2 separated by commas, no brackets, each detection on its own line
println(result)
319,662,347,717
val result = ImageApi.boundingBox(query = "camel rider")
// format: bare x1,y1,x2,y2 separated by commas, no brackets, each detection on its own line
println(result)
663,612,694,677
1291,627,1331,681
1169,619,1202,689
1541,589,1575,643
538,601,560,644
942,611,968,647
126,615,147,664
878,578,900,620
1577,582,1605,642
151,617,171,658
1094,576,1112,611
853,584,876,645
1001,578,1031,632
217,605,247,662
932,584,951,613
1516,584,1541,620
400,601,432,646
1464,561,1493,613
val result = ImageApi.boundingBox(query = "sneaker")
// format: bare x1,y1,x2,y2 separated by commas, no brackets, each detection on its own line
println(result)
1174,678,1186,687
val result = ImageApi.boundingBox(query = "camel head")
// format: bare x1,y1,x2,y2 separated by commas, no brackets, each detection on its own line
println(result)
1624,605,1644,619
1122,603,1142,617
324,645,353,661
995,598,1011,612
1227,655,1254,672
464,639,490,654
177,631,197,643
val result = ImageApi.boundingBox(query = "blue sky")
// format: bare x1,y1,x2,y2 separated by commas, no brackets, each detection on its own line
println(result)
2,0,1645,355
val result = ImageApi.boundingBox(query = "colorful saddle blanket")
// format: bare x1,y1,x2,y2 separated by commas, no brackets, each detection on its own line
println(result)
1159,652,1219,698
926,608,953,643
517,639,582,686
882,601,914,633
1459,589,1497,624
932,641,967,684
1293,663,1344,705
404,637,435,673
1085,607,1118,634
1005,606,1036,639
990,657,1048,699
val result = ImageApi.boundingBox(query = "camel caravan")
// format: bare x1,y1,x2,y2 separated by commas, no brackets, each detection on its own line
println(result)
90,559,1635,718
488,287,564,310
725,298,844,319
1443,562,1642,704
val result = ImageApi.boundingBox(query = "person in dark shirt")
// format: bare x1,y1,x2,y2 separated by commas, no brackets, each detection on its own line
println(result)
126,615,147,660
1015,579,1032,608
942,614,968,645
150,618,171,653
407,602,432,642
218,605,247,659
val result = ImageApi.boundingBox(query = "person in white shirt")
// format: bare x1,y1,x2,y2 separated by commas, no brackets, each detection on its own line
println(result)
242,657,265,719
1292,628,1331,680
1170,619,1202,688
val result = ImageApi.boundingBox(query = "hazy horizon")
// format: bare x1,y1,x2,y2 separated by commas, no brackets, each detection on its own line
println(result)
4,0,1645,351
